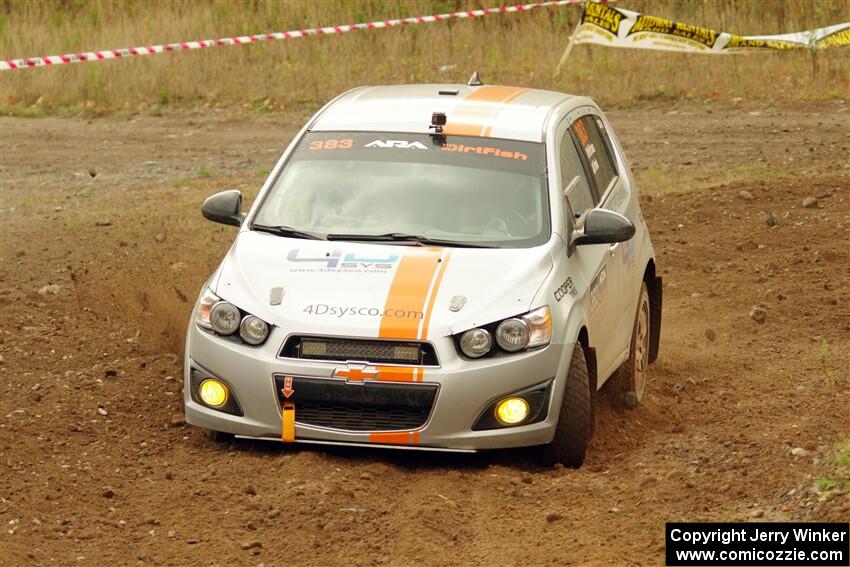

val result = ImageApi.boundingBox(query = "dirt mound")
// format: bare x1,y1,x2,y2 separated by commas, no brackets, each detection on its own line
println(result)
1,104,847,566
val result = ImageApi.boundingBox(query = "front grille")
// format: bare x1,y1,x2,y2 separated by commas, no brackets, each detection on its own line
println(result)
281,336,438,366
297,402,429,431
274,375,437,432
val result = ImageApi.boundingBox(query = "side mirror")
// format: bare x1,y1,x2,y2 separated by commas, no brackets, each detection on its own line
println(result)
573,209,635,246
202,190,246,227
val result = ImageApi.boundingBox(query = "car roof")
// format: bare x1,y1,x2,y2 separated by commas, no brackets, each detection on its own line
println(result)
311,84,580,143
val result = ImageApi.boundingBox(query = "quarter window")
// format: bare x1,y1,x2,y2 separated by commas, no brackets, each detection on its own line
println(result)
558,131,595,218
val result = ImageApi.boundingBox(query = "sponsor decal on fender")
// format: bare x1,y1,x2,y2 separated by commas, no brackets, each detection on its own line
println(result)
554,277,578,302
622,239,635,265
589,266,608,313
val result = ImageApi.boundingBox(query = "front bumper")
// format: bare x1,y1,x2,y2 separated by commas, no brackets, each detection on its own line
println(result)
184,323,567,451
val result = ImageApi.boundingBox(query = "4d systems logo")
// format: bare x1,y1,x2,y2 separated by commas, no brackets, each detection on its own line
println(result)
365,139,428,150
287,249,400,272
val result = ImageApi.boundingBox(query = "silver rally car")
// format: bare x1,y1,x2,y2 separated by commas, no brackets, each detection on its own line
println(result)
185,77,662,466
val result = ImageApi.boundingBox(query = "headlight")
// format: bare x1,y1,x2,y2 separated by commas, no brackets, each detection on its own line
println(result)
496,318,530,352
195,288,271,345
523,306,552,348
458,306,552,358
239,315,269,345
460,328,493,358
195,288,220,330
210,301,241,335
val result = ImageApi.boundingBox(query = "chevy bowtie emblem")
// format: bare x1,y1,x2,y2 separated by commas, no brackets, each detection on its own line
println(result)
333,364,379,383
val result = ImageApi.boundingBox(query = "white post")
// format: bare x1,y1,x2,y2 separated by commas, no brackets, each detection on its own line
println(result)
554,17,583,77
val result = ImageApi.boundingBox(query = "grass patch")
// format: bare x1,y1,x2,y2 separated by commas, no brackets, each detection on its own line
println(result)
0,1,847,113
0,104,46,118
636,163,797,195
814,439,850,500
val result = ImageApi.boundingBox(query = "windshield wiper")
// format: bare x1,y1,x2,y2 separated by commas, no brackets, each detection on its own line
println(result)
251,224,325,240
326,232,497,248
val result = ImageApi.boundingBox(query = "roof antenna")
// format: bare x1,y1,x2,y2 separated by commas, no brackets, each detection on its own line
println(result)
467,71,483,87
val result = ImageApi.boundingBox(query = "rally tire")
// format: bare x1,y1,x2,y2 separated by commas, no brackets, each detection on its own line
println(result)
540,342,592,468
609,282,651,409
202,427,234,442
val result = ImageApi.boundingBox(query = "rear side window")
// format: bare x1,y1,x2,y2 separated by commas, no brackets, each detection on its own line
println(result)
571,116,618,198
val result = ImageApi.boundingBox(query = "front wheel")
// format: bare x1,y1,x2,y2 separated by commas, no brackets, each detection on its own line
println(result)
539,342,593,468
202,427,234,442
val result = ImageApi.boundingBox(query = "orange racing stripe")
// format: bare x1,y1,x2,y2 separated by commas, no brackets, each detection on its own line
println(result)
370,431,421,445
420,250,452,344
379,249,442,340
374,366,418,383
371,248,450,441
334,365,420,383
444,85,529,138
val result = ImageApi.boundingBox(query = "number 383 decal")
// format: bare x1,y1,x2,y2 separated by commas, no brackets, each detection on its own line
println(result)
309,139,353,150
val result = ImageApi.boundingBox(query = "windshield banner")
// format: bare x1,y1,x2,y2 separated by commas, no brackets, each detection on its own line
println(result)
574,3,850,54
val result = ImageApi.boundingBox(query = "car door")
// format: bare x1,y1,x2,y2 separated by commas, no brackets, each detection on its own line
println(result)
557,114,622,380
590,113,642,356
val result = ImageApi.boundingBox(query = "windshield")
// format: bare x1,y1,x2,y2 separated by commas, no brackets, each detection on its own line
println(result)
252,132,550,248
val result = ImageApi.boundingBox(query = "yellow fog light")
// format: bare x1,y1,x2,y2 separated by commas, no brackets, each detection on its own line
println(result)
495,397,529,425
199,379,228,407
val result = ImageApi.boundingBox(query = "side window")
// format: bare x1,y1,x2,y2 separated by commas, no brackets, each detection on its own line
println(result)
572,115,618,198
559,129,595,219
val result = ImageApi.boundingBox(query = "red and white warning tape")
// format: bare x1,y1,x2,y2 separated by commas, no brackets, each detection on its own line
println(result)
1,0,604,71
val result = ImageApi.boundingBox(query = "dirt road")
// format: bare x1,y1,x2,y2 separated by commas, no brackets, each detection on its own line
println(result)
1,101,848,566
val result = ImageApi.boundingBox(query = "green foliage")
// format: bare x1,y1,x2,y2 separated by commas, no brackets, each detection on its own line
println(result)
814,439,850,499
83,65,107,103
0,104,46,118
88,4,102,28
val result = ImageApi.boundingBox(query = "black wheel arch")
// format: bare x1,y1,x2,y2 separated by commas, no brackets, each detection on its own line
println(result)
643,260,662,364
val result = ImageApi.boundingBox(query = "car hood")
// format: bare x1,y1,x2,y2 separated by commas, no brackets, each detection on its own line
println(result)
213,231,554,341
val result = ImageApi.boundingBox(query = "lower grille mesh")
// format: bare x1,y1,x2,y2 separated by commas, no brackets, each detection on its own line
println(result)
297,402,430,431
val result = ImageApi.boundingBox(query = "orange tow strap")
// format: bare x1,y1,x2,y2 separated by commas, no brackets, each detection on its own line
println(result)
281,401,295,443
